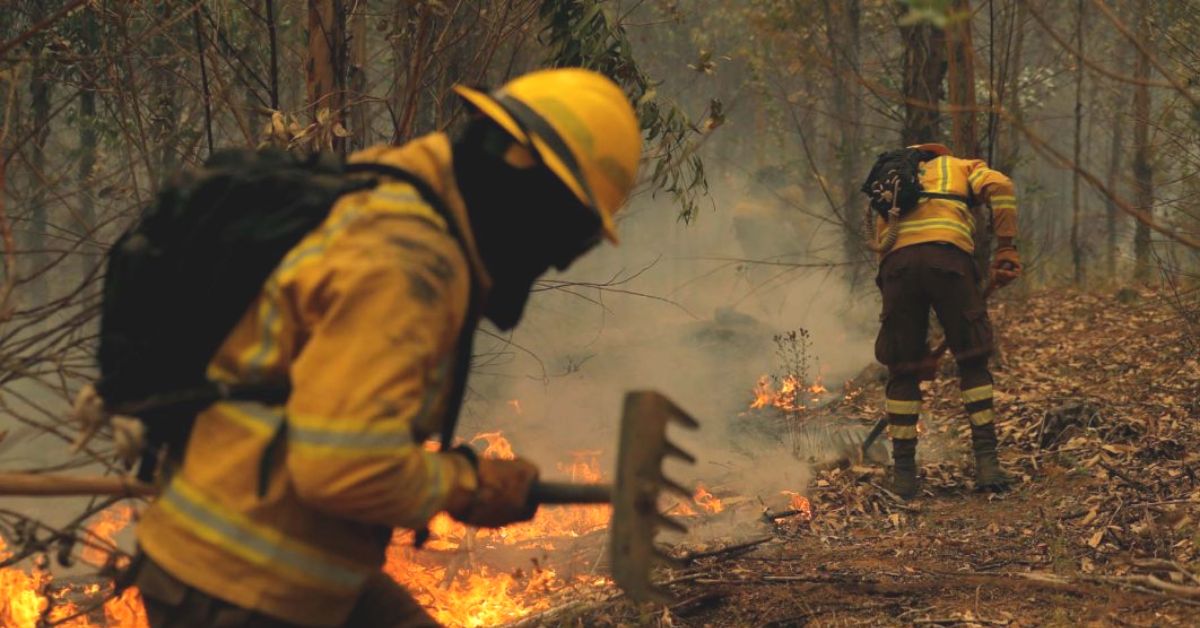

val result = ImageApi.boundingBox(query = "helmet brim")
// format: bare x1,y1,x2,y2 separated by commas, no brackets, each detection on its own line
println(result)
453,84,619,244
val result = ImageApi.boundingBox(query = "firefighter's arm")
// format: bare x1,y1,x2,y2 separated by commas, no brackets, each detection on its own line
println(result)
282,216,479,529
966,161,1022,284
965,161,1018,241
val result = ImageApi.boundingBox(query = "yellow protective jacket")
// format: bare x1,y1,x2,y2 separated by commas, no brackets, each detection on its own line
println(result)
875,154,1018,255
137,134,490,626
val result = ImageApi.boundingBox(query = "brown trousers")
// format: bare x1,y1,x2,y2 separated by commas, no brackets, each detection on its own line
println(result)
134,553,438,628
875,243,995,407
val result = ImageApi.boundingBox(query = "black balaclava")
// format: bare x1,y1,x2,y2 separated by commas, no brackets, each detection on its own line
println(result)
452,116,603,330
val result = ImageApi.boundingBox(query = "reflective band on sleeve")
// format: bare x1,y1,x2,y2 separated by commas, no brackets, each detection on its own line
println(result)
961,385,994,404
969,409,996,426
888,424,919,440
158,478,370,592
886,399,922,415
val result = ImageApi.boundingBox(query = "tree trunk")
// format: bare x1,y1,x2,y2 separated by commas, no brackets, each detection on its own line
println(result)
307,0,348,153
994,0,1024,176
28,0,53,304
821,0,866,280
899,6,947,145
348,2,368,151
945,0,979,158
78,4,99,279
1131,0,1153,282
1070,0,1085,286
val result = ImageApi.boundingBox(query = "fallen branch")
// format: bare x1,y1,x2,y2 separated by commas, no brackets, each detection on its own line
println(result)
761,508,810,523
1098,461,1153,493
679,536,773,564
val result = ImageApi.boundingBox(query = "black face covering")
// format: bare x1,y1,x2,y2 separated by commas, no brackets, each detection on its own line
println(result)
453,118,603,330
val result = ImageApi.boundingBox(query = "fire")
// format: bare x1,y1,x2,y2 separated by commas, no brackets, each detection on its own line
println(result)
749,374,829,412
1,522,149,627
693,483,724,514
81,506,133,566
781,490,813,520
0,431,619,628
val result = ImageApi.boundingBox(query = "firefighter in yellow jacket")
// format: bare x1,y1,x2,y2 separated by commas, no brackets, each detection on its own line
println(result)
127,69,641,627
871,143,1021,499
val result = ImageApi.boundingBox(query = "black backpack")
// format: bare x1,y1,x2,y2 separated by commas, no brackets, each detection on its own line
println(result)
96,148,473,474
860,147,966,218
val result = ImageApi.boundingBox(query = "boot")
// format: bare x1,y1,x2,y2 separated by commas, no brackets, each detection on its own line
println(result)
971,422,1011,491
889,438,919,499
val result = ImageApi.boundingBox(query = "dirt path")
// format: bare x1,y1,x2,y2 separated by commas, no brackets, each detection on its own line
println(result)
562,288,1200,627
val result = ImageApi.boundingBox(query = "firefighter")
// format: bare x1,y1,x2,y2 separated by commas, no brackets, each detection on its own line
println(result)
129,68,641,627
872,143,1021,499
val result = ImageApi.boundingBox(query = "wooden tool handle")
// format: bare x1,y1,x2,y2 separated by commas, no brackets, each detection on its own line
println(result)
531,481,612,505
0,472,157,497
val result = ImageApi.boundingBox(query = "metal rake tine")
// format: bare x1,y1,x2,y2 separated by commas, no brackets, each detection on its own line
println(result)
664,398,700,430
655,512,689,535
659,474,693,501
662,439,696,465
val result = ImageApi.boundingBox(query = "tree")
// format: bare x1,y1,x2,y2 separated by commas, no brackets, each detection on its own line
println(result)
899,6,947,145
1131,0,1153,282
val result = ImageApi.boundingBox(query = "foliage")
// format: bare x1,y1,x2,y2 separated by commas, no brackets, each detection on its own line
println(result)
539,0,709,222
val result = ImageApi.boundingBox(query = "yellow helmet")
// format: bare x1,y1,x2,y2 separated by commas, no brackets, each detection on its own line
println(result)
908,143,952,156
453,68,641,243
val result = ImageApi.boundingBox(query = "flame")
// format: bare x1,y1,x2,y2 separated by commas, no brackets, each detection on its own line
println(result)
781,490,813,520
81,506,133,566
1,526,149,627
693,483,724,514
749,374,829,412
0,431,615,628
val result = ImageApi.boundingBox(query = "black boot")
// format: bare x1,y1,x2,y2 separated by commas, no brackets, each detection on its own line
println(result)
889,438,919,499
971,422,1011,491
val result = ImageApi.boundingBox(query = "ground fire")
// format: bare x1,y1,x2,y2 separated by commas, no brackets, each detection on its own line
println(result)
1,430,754,627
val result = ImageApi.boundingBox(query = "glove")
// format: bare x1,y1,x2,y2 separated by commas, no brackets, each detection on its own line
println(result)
448,452,539,528
991,246,1022,287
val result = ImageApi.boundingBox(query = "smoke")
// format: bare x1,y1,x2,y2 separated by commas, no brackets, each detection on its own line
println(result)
461,173,878,505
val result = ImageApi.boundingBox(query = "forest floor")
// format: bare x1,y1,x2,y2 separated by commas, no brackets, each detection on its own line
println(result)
561,286,1200,627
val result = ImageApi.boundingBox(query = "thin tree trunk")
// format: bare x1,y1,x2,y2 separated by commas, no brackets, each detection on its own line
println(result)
307,0,347,153
1070,0,1085,286
151,2,178,185
821,0,866,280
78,3,98,279
264,0,280,110
1104,89,1127,279
995,0,1024,176
28,0,53,305
1131,0,1153,282
348,2,368,151
899,5,947,145
945,0,980,157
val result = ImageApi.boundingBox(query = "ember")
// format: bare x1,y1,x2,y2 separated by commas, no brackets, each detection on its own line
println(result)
781,490,813,520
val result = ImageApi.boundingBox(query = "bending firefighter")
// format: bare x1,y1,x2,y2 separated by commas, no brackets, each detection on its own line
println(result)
126,69,640,627
866,143,1021,499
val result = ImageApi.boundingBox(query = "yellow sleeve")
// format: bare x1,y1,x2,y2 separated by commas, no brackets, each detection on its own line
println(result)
281,213,475,530
966,161,1018,239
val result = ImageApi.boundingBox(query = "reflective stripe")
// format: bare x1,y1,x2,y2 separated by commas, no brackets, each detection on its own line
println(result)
990,195,1016,202
898,219,973,240
961,385,994,404
939,157,950,193
886,399,922,415
968,167,988,185
244,285,283,379
889,424,919,440
413,453,448,523
992,202,1017,210
158,477,369,592
969,409,995,426
216,401,284,437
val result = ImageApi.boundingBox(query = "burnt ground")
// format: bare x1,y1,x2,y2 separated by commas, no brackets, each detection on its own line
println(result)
535,287,1200,627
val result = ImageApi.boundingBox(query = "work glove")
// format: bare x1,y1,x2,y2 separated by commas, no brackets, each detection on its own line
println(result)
991,246,1022,288
448,449,539,528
